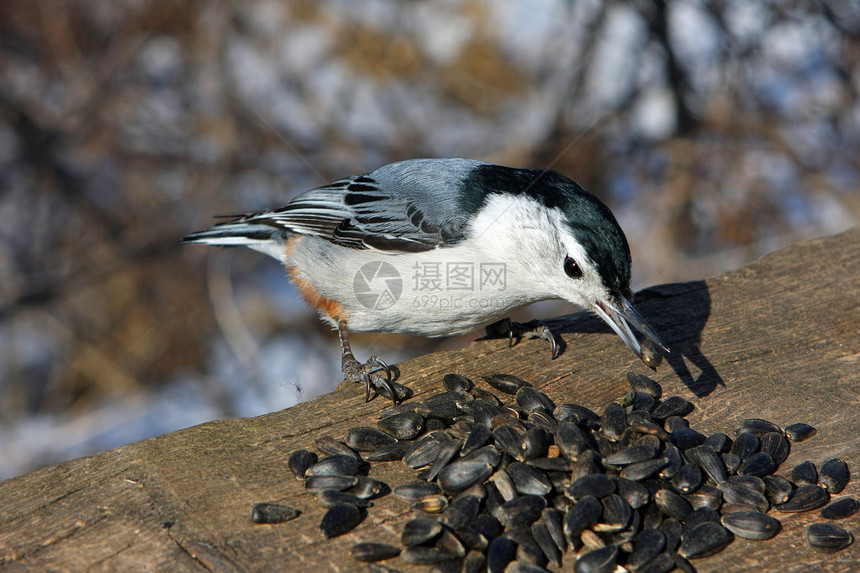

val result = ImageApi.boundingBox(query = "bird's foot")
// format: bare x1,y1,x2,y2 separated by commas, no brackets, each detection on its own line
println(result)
342,352,398,404
485,318,559,359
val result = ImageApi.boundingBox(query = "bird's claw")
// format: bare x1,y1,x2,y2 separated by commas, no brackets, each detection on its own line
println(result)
488,318,559,359
362,356,397,404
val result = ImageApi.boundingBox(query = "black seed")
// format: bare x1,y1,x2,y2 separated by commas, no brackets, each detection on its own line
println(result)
498,495,546,528
601,402,627,441
320,503,362,538
348,476,387,499
683,507,721,533
737,452,775,477
730,431,760,460
351,542,401,562
595,494,632,532
660,518,683,551
735,418,781,437
483,374,531,394
652,396,694,420
507,462,553,496
531,520,562,567
821,497,859,519
632,392,656,413
461,423,492,456
684,484,722,511
620,457,669,481
516,386,555,414
702,432,732,454
791,460,819,485
424,438,463,482
728,475,766,494
400,546,455,565
759,432,790,466
655,488,693,521
461,444,502,467
784,422,816,442
628,528,666,570
637,552,675,573
663,416,689,433
345,426,396,451
554,403,601,427
403,432,446,468
764,475,794,505
563,496,602,540
719,481,770,512
820,458,850,493
306,454,363,477
604,443,658,466
614,477,651,508
364,440,413,461
438,461,493,494
528,410,559,433
540,507,566,553
721,511,782,540
493,424,526,459
574,545,618,573
288,450,318,480
304,475,359,492
686,445,728,484
658,444,683,479
316,489,372,508
567,474,615,501
251,503,300,524
401,517,444,546
422,391,471,422
315,435,360,458
776,484,829,512
475,512,503,543
394,481,441,502
721,453,742,475
487,536,518,573
627,372,663,399
443,373,474,393
377,412,424,440
669,427,707,449
555,421,590,460
679,521,733,558
805,523,854,553
672,463,703,494
519,426,551,461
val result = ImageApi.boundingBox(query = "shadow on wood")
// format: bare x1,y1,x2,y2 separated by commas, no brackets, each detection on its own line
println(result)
0,228,858,572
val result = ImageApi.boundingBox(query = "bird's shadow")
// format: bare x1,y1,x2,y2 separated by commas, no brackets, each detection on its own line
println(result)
535,280,723,397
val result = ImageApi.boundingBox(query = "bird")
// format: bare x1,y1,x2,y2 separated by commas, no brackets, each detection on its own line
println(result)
182,158,667,402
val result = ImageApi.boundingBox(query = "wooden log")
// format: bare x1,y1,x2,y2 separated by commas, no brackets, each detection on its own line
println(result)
1,228,858,572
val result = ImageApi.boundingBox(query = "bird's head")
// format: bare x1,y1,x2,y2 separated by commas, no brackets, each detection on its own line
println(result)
469,165,667,359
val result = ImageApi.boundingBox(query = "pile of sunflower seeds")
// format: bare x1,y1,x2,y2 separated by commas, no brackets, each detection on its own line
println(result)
270,372,855,572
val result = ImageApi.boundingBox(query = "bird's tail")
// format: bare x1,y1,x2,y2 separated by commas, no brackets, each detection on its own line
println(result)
181,215,290,247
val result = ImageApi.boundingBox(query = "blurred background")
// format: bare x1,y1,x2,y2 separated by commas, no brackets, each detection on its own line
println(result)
1,0,858,480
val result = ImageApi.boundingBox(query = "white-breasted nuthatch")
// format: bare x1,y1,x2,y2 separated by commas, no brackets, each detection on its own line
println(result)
183,158,667,402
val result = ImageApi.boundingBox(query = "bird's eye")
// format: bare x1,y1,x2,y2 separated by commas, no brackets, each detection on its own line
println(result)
563,256,582,279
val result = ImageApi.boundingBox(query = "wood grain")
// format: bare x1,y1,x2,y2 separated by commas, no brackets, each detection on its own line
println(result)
1,228,858,572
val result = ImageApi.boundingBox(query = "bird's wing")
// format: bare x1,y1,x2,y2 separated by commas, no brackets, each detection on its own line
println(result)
236,159,483,252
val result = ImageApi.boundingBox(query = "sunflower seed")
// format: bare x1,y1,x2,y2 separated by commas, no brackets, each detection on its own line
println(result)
306,454,363,477
443,373,474,393
737,452,775,477
438,461,493,494
627,372,663,399
720,511,781,540
791,460,818,485
805,523,854,553
820,458,850,493
764,475,794,505
288,449,318,480
784,422,816,442
394,481,442,501
377,412,424,440
251,503,300,524
320,503,363,538
652,396,693,420
678,521,733,559
483,374,531,394
573,545,618,573
821,497,859,519
304,475,359,492
775,484,829,512
735,418,781,437
316,489,372,508
351,542,401,562
759,431,790,465
729,431,760,460
345,426,396,452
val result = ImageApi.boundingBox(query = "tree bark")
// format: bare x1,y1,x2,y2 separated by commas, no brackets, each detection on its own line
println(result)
1,228,858,572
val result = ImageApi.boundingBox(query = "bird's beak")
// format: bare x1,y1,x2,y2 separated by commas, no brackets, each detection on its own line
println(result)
592,295,668,359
